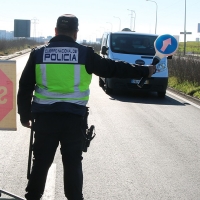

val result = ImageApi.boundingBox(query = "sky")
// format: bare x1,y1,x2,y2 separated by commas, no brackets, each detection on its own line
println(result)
0,0,200,42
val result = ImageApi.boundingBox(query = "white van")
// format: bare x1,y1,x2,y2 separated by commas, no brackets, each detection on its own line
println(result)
99,30,172,97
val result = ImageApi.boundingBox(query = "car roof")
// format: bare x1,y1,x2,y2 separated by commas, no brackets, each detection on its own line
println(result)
104,31,158,37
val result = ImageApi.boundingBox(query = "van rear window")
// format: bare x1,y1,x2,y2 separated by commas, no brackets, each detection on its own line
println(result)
110,33,157,56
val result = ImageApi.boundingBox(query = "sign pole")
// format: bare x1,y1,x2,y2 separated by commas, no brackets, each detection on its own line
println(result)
180,31,192,55
180,0,192,55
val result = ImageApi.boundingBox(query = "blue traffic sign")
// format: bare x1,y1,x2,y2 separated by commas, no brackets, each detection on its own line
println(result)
155,34,178,55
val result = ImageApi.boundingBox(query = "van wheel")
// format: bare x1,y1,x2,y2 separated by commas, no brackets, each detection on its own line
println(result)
157,91,166,98
105,79,113,94
99,77,104,87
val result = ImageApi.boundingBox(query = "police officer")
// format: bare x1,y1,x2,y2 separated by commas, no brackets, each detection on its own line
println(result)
17,14,156,200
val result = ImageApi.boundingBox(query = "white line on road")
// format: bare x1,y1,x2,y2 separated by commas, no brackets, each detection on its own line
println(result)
167,90,200,109
42,163,56,200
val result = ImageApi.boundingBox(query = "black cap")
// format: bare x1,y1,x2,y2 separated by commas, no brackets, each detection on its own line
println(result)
56,14,78,31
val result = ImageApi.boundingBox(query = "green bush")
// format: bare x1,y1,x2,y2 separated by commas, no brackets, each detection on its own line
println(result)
178,41,200,55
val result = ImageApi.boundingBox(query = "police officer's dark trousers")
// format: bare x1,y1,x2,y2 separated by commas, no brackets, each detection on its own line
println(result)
25,113,84,200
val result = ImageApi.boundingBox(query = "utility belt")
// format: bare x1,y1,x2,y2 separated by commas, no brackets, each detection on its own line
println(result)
82,107,96,153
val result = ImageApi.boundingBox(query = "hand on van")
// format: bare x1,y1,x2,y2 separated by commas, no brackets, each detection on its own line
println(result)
148,65,156,78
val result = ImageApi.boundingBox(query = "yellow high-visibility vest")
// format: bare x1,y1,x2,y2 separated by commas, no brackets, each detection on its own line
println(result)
33,63,92,106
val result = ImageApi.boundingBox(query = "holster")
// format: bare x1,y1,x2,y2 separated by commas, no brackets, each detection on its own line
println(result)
82,107,96,152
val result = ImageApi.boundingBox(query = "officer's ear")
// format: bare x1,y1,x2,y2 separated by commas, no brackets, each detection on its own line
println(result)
55,27,58,36
73,31,78,41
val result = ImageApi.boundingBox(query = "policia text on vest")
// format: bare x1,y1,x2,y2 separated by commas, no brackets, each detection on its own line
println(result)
43,47,78,63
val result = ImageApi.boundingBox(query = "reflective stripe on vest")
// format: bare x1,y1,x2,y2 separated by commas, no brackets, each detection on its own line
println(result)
33,63,92,106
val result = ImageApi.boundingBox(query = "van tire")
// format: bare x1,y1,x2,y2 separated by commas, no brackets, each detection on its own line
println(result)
105,79,113,94
157,91,166,98
99,77,104,87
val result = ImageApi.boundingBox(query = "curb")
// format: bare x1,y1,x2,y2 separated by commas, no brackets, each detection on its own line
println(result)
167,87,200,106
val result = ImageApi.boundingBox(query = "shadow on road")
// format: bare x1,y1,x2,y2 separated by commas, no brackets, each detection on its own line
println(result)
100,87,186,106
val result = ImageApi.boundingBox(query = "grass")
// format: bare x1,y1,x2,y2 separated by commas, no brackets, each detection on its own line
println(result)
178,41,200,55
168,77,200,99
168,52,200,99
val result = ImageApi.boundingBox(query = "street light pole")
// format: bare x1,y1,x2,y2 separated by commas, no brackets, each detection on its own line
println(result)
180,0,192,55
184,0,187,55
132,16,135,31
146,0,157,34
127,9,136,31
113,16,121,31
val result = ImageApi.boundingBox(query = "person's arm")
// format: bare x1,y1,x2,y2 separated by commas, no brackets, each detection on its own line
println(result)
85,47,155,78
17,50,36,128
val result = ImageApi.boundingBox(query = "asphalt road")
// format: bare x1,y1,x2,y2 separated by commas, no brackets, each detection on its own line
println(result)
0,53,200,200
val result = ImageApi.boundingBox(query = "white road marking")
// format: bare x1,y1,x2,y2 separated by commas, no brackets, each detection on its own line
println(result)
42,163,56,200
167,90,200,109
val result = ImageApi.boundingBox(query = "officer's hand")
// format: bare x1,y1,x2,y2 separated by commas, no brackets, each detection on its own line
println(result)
148,65,156,78
22,121,31,129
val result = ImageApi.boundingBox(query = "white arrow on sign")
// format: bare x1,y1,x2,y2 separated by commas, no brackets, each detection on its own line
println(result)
160,38,171,52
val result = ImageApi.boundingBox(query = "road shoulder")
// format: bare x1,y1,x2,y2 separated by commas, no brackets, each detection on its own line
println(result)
167,87,200,106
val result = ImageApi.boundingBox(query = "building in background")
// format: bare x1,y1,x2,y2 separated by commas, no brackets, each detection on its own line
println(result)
0,30,14,40
96,38,102,44
173,35,180,43
197,23,200,33
0,30,7,39
0,29,52,43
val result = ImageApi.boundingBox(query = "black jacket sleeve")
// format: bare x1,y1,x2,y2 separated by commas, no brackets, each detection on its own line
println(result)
85,47,149,78
17,50,36,123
